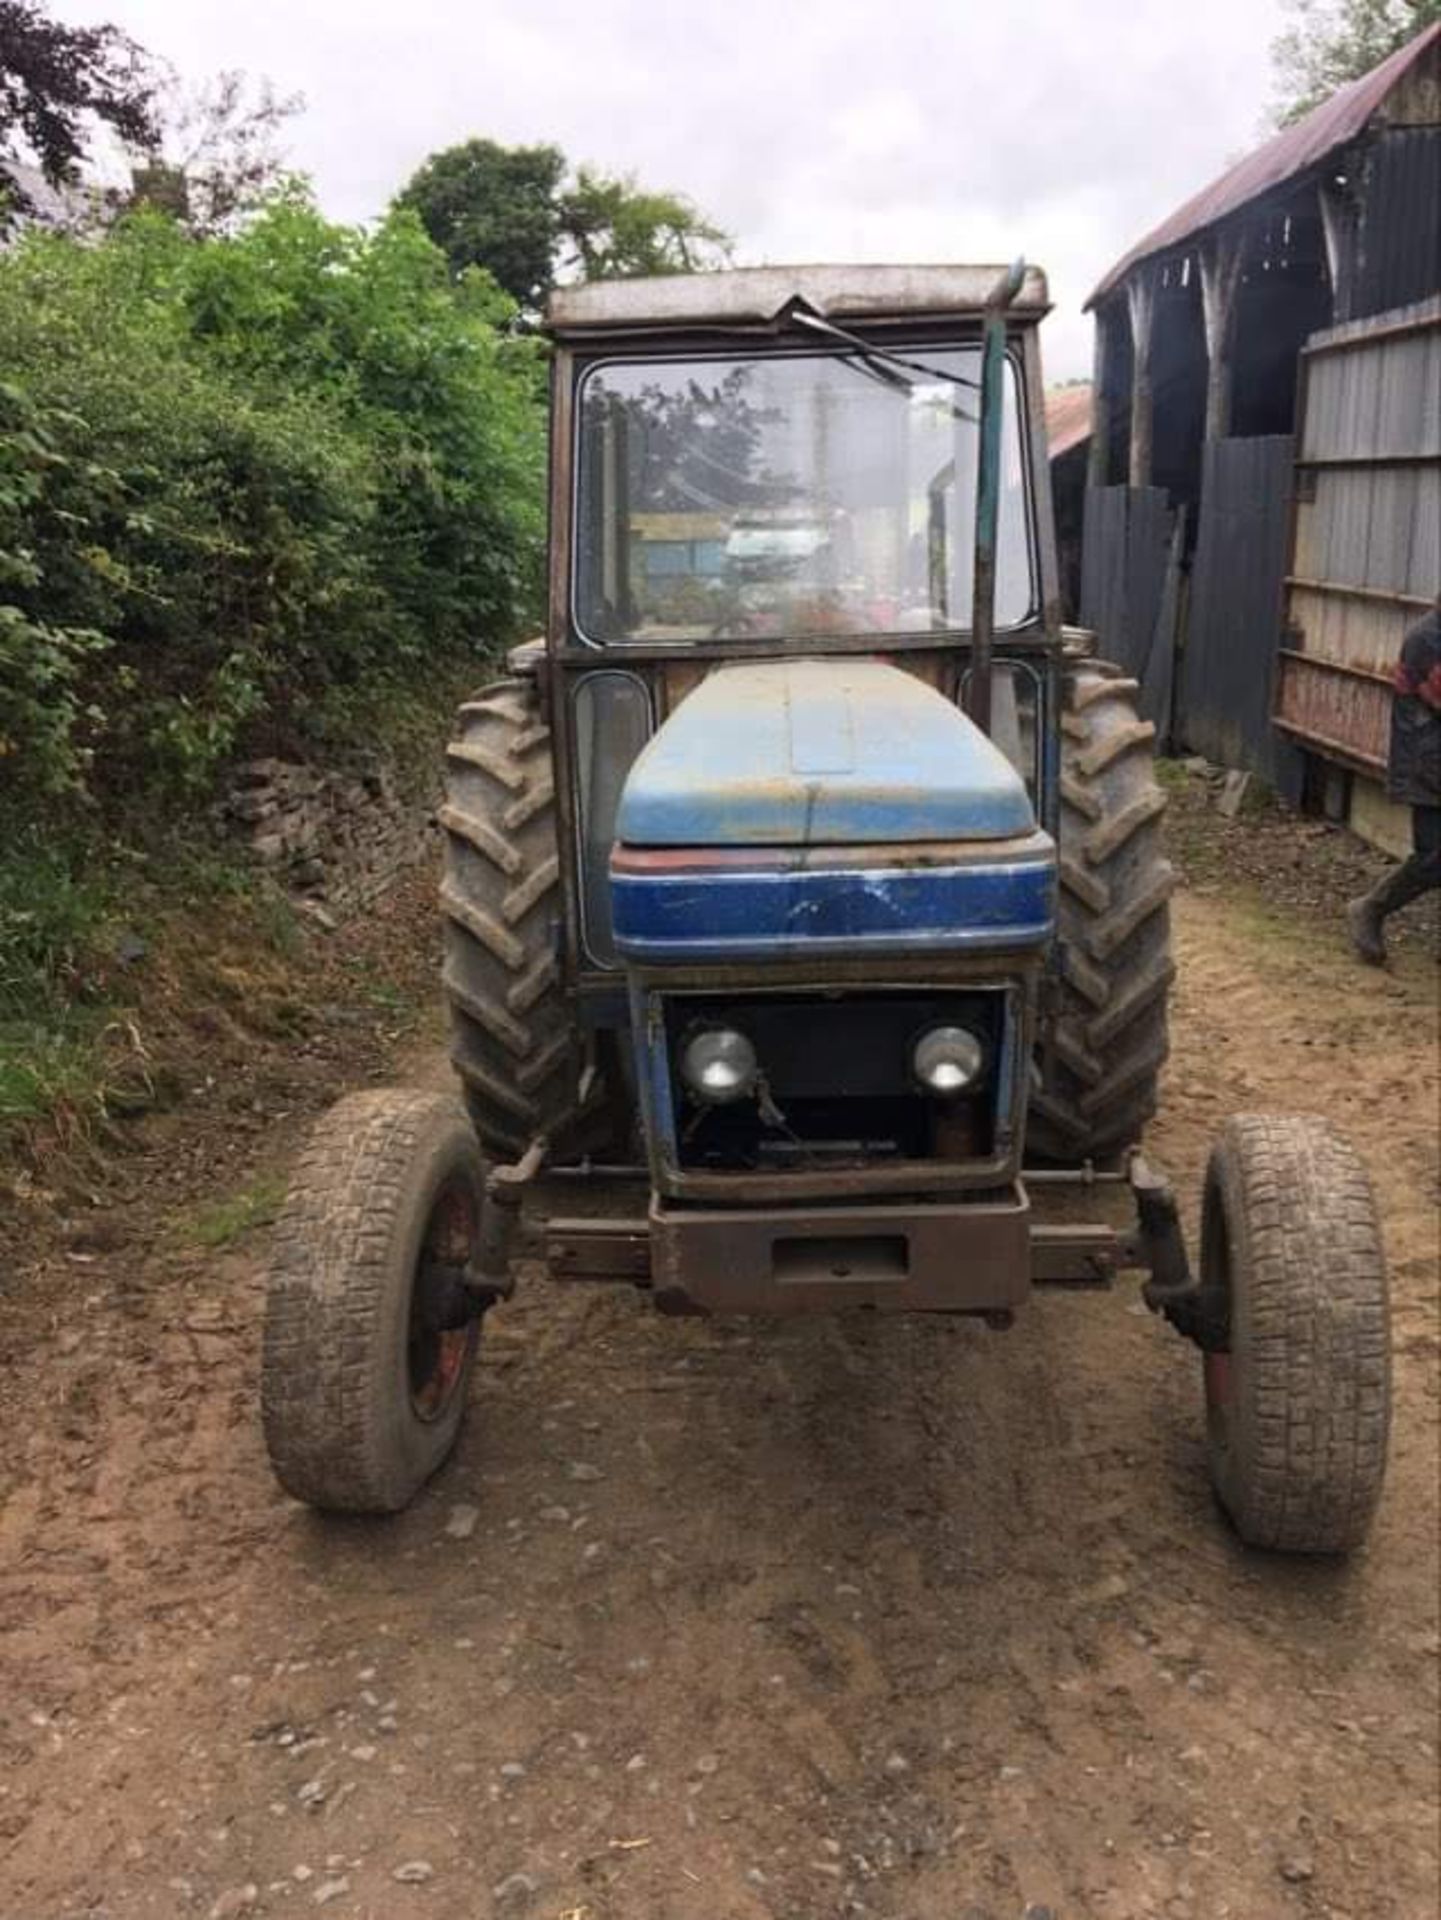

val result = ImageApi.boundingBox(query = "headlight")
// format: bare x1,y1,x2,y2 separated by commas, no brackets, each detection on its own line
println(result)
680,1026,758,1104
912,1024,985,1096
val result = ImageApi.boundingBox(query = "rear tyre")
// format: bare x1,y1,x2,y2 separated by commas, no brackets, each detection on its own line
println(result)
440,677,595,1157
1029,665,1175,1163
1201,1114,1390,1554
261,1090,485,1514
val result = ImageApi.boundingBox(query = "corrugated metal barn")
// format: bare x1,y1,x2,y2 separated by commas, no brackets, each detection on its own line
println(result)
1081,19,1440,853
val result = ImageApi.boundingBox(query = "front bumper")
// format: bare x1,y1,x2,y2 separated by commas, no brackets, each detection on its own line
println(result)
547,1186,1032,1316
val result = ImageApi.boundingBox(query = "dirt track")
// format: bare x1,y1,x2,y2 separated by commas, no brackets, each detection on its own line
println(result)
2,814,1438,1920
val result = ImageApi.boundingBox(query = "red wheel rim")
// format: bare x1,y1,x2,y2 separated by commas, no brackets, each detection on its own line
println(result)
407,1178,479,1422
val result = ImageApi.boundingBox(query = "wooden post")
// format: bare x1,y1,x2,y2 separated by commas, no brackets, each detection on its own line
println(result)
1087,304,1114,490
1126,266,1158,489
1199,231,1244,442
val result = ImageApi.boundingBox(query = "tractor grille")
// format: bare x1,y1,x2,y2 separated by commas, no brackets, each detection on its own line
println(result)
663,989,1007,1174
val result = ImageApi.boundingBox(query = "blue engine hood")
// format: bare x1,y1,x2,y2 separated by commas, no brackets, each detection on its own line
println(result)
615,658,1034,847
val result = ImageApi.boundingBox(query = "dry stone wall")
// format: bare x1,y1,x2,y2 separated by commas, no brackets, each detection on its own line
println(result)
219,756,438,921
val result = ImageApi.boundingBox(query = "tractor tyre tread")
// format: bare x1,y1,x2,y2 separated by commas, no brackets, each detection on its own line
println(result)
1030,664,1173,1162
261,1088,483,1514
441,677,593,1157
1204,1113,1390,1553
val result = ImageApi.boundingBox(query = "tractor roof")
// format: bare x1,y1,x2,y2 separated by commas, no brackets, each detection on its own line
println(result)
545,263,1050,336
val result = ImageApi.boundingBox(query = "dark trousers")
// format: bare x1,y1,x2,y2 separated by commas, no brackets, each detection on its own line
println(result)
1375,805,1441,916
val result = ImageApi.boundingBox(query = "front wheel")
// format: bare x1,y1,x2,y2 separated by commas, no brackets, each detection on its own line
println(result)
1201,1114,1390,1554
261,1090,487,1514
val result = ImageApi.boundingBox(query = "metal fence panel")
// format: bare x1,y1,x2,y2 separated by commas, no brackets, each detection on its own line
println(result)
1274,298,1441,776
1181,435,1296,778
1080,483,1179,736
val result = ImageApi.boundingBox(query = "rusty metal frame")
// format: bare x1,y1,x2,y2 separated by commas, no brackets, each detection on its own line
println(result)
535,1157,1194,1318
509,1137,1202,1328
543,1210,1130,1287
646,1188,1033,1316
1274,714,1387,774
1284,576,1434,611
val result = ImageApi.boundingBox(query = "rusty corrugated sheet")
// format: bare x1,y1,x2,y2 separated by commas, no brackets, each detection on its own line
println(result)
1275,298,1441,772
1045,384,1092,459
1274,654,1390,770
1087,18,1441,308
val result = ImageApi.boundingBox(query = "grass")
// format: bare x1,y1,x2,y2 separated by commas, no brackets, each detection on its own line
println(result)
182,1171,287,1249
0,830,125,1150
0,809,315,1160
0,1020,108,1132
0,667,468,1178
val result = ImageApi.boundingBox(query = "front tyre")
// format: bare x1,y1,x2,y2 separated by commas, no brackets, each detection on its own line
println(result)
1201,1114,1390,1554
261,1090,486,1514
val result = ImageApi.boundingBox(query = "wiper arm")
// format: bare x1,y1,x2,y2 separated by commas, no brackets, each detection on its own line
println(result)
784,306,916,393
781,303,982,398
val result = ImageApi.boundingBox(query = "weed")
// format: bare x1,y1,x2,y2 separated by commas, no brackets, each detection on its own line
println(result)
0,832,116,1019
0,1022,103,1129
183,1171,287,1249
250,883,303,959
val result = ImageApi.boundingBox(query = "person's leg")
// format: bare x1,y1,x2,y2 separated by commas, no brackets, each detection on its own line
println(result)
1348,805,1441,964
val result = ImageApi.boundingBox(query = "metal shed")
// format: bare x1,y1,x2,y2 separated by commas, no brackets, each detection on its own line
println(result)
1080,20,1440,850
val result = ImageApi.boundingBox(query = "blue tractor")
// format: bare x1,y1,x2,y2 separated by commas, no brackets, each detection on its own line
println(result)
262,264,1390,1553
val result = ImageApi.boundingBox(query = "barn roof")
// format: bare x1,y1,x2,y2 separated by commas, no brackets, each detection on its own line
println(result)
1087,18,1441,308
1045,383,1093,458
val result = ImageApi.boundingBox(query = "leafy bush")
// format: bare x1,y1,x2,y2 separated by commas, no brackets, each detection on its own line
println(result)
0,196,545,1155
0,380,109,793
0,196,545,803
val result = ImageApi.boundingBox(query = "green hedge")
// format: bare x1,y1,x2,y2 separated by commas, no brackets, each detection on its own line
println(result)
0,193,546,804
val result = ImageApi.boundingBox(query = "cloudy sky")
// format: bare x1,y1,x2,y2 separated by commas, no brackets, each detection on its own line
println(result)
58,0,1290,379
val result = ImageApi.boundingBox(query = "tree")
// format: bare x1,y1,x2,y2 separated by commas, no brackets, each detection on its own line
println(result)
1268,0,1441,125
0,0,154,214
558,167,730,281
395,138,566,307
395,138,730,308
136,66,305,236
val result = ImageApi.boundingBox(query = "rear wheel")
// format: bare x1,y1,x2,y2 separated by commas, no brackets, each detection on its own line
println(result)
261,1090,486,1514
1030,665,1175,1163
1201,1114,1390,1554
441,676,597,1157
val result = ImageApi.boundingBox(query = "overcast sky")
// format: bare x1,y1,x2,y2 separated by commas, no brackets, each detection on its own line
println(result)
58,0,1289,379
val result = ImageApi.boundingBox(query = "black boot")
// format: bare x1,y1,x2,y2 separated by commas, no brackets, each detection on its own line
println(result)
1348,846,1440,965
1347,888,1388,965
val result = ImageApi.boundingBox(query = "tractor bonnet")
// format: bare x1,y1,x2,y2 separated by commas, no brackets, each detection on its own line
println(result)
615,658,1034,846
609,658,1056,965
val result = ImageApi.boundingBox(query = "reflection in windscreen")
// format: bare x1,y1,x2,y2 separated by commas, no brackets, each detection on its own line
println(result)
575,349,1032,643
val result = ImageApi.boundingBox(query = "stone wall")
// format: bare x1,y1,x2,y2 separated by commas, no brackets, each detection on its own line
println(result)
219,756,437,923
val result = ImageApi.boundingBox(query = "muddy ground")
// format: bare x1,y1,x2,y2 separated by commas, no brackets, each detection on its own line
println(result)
2,784,1437,1920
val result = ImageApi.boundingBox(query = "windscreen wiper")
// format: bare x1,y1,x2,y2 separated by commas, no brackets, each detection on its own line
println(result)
780,301,983,401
